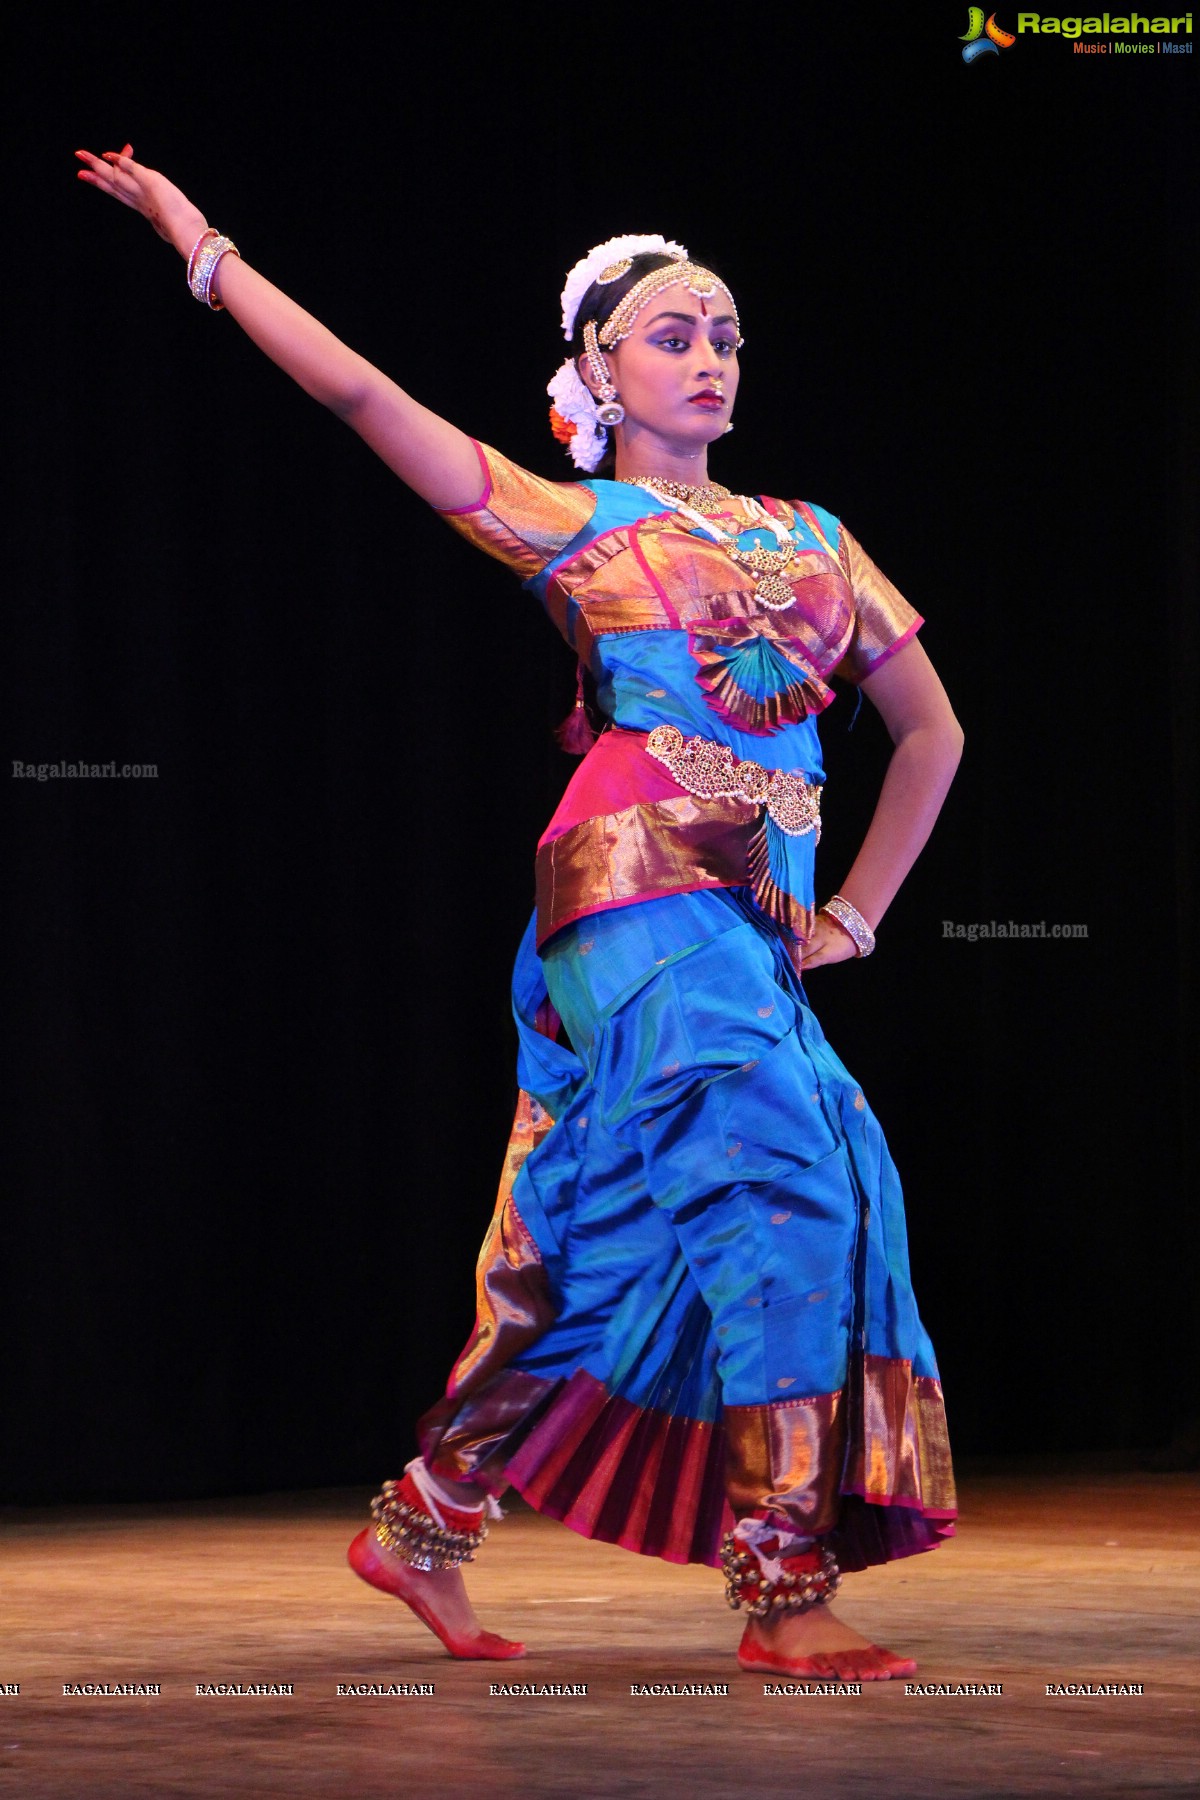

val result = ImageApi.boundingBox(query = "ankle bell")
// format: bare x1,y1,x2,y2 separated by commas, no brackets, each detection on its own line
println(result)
369,1473,489,1573
720,1531,841,1618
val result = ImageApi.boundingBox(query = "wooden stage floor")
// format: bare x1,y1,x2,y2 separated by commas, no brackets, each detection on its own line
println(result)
1,1463,1196,1799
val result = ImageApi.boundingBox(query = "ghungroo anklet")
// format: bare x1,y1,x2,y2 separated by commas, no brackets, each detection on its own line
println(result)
720,1530,841,1618
369,1473,489,1573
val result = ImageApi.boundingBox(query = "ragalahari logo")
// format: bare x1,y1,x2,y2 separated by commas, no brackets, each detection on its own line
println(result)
960,8,1017,58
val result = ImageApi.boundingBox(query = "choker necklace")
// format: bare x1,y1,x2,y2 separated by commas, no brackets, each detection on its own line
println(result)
619,475,734,516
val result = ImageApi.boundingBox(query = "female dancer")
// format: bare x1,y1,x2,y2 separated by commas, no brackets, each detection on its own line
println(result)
76,146,964,1682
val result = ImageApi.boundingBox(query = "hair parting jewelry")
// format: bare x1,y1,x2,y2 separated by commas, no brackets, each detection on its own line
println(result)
819,893,876,957
187,233,240,310
598,261,742,349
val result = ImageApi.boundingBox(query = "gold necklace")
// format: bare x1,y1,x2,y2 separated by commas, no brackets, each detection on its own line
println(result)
627,482,801,611
720,540,801,610
619,475,734,516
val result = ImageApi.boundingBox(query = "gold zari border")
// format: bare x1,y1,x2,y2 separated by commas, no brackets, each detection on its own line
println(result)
536,794,761,945
724,1359,956,1537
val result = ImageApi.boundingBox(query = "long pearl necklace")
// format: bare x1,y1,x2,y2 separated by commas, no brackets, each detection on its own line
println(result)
629,480,801,612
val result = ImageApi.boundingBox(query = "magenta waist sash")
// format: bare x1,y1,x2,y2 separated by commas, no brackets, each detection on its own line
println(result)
534,727,821,956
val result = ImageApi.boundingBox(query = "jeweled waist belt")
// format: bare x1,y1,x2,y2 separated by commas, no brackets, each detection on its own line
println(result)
645,723,822,842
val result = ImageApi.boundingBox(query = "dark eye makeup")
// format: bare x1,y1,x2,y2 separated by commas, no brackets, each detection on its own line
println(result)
655,334,738,355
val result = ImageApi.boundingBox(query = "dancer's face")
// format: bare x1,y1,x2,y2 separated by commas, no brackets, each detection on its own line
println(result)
583,283,740,454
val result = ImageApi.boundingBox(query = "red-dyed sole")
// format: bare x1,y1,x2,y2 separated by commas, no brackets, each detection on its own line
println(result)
346,1529,526,1661
738,1635,917,1682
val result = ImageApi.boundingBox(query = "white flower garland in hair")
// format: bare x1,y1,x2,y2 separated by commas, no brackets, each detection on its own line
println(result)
547,358,607,472
558,233,689,340
548,233,689,472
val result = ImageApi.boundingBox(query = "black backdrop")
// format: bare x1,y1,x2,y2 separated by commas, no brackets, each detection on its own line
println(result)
5,8,1196,1503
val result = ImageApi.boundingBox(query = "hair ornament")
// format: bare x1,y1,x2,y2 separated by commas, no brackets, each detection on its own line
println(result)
598,262,741,348
558,234,688,340
546,357,609,472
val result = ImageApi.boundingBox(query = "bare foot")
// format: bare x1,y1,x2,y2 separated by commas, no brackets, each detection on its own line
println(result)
737,1604,915,1681
347,1528,525,1660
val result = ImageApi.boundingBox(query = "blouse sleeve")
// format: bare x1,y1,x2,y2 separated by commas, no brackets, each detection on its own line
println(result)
831,524,924,684
435,439,599,581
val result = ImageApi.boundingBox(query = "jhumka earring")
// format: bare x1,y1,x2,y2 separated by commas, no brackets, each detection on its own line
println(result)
581,320,626,427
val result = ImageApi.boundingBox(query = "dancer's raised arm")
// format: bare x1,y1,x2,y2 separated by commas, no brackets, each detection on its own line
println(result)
75,145,484,510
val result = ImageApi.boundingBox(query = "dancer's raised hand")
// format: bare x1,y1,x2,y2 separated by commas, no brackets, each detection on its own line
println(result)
72,140,484,506
75,145,207,259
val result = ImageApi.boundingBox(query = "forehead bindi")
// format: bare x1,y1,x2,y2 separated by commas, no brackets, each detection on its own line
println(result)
642,299,737,333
